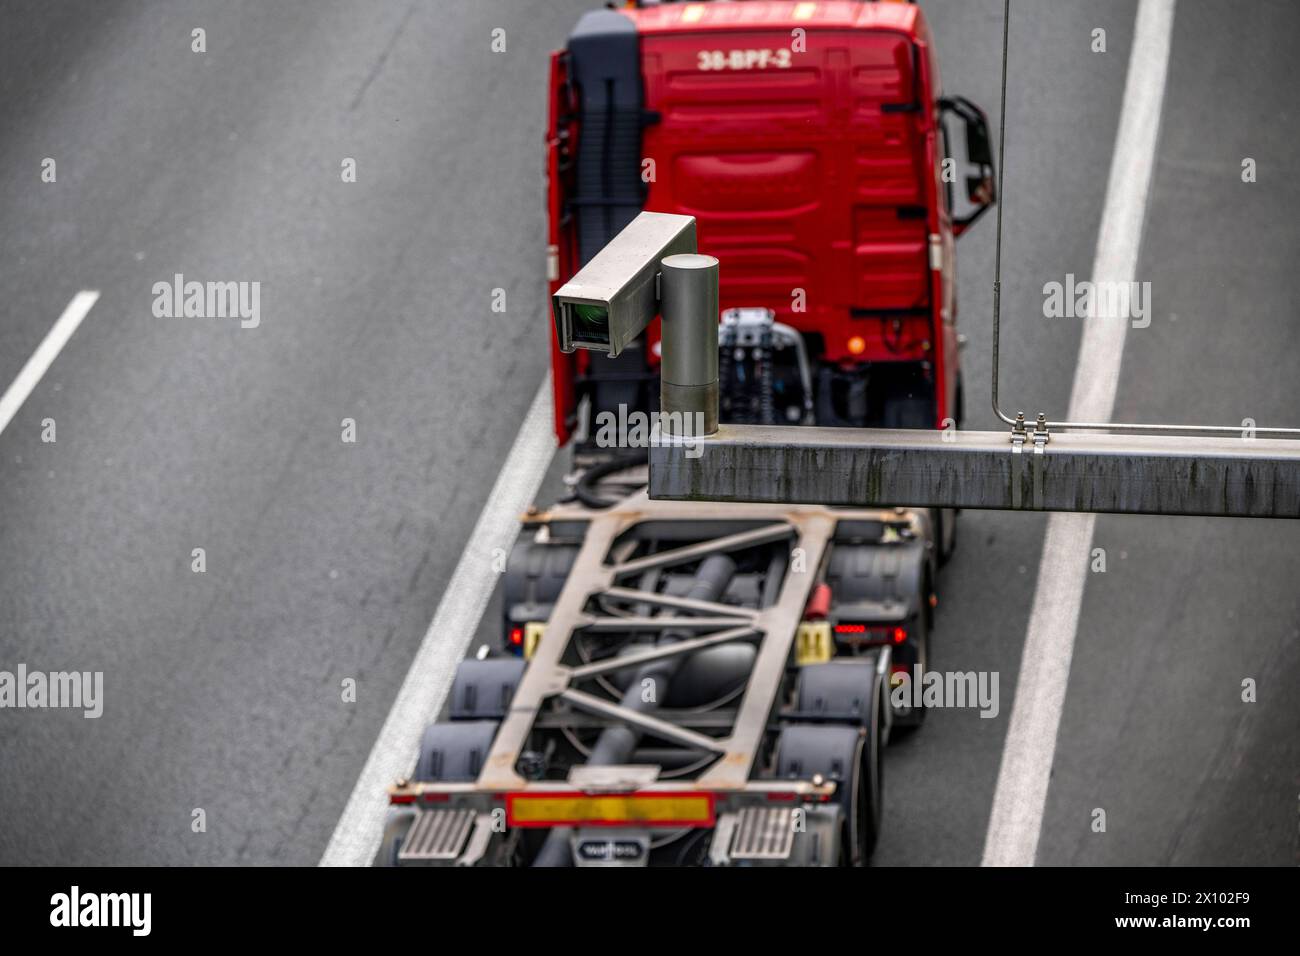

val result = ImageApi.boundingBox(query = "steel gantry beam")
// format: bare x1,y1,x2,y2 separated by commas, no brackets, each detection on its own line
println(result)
648,424,1300,519
549,214,1300,522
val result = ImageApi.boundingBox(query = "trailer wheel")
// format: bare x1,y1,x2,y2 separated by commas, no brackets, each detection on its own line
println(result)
376,720,500,866
775,724,881,865
934,507,958,566
376,807,417,867
414,720,499,783
448,659,526,720
891,608,930,732
862,715,883,858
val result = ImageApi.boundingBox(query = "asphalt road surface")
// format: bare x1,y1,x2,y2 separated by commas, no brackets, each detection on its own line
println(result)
0,0,1295,866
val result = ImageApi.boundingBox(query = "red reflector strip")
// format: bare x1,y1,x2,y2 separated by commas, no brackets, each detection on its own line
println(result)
389,794,415,805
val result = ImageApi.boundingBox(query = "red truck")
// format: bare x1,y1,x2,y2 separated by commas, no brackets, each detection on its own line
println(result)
378,1,996,867
547,0,994,451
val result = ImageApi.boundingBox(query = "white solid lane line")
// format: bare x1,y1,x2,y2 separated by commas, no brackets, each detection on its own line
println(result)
981,0,1177,867
0,290,100,438
320,373,555,866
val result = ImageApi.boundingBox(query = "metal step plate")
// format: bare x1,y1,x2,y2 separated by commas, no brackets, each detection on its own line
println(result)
397,808,477,863
729,806,795,861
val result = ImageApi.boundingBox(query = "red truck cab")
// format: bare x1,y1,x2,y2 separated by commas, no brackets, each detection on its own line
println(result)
546,0,994,445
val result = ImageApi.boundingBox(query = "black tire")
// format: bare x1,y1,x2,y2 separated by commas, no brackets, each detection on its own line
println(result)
890,607,930,732
934,507,958,566
376,808,416,867
448,659,526,720
858,714,883,859
797,660,882,726
377,721,500,866
775,724,882,865
414,720,499,782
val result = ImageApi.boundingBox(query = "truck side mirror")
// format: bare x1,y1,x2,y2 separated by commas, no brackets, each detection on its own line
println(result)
964,108,993,167
939,96,997,238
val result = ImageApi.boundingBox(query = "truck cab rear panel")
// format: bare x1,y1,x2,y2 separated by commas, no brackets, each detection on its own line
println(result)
546,1,978,443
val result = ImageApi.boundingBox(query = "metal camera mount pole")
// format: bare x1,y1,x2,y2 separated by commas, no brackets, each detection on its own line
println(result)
658,253,720,438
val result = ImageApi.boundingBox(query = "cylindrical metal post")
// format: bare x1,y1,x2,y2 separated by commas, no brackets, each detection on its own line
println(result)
659,253,719,437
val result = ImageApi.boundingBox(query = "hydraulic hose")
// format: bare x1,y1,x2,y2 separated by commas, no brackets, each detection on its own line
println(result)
574,450,649,509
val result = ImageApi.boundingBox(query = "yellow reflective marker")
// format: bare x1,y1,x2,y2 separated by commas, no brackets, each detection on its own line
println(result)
523,622,545,659
795,621,834,665
507,793,715,828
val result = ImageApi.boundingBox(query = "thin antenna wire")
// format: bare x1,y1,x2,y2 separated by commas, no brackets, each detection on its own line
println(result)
990,0,1015,426
985,0,1298,437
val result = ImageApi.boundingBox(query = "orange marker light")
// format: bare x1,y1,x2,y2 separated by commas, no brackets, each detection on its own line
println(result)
847,335,866,355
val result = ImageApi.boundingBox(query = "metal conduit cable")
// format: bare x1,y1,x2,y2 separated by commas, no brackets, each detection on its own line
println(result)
987,0,1300,437
574,449,649,509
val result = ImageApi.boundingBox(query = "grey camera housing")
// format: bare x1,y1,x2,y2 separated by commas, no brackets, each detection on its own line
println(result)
552,211,697,358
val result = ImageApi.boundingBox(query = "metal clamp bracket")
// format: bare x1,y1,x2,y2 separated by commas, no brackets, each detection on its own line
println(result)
1010,413,1050,509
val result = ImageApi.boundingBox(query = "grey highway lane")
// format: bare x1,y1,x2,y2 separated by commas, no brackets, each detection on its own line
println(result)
0,0,1294,866
0,0,589,865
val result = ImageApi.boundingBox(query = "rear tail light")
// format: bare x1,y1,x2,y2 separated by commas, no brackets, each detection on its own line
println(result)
832,622,909,645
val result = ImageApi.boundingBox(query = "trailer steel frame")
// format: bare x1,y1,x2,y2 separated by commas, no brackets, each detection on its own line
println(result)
389,492,916,807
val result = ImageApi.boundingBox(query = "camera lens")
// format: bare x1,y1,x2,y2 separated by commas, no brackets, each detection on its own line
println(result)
570,303,610,346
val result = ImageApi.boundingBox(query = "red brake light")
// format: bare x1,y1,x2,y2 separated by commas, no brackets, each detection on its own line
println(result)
892,627,907,644
834,623,867,635
509,627,524,646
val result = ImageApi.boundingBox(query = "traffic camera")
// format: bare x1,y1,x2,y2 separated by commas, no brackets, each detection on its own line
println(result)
551,211,697,358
